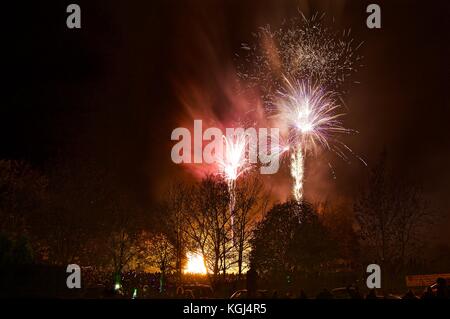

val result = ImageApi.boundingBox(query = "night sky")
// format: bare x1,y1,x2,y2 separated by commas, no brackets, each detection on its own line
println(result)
2,1,449,240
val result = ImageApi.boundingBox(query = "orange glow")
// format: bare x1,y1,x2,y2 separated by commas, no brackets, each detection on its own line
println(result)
184,252,207,275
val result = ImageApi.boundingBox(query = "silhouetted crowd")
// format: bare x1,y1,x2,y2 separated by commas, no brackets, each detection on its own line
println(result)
309,277,449,300
247,277,450,300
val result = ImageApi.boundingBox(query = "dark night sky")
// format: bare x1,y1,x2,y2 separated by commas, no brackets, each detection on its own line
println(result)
2,1,449,240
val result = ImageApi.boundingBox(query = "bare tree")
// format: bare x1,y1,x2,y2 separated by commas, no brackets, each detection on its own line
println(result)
41,162,119,266
320,201,360,269
159,183,190,284
103,195,143,283
233,175,265,275
146,233,176,273
184,175,231,286
0,160,48,237
139,232,176,292
108,227,139,277
391,181,431,272
355,152,432,283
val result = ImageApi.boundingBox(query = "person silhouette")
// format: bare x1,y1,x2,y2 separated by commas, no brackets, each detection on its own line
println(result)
246,267,258,298
435,277,449,299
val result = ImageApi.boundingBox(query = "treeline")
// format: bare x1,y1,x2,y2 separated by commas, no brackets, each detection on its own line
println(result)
0,153,448,292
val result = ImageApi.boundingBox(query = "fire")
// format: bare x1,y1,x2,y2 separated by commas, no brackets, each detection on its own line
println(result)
184,252,207,275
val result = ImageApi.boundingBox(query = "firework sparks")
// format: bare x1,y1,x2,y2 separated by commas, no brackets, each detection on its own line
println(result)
275,77,352,152
218,132,252,182
268,131,291,162
217,131,254,237
238,12,363,100
237,12,365,201
276,12,362,91
291,146,304,201
274,77,357,201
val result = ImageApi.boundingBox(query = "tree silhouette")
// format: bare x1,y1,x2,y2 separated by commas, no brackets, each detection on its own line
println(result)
232,175,264,276
355,151,432,285
251,201,335,285
0,160,47,238
183,175,231,286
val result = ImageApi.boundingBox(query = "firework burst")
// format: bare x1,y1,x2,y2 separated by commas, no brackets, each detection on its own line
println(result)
237,12,363,100
276,12,363,91
237,12,365,202
217,132,253,182
216,131,254,237
274,77,353,153
273,77,361,201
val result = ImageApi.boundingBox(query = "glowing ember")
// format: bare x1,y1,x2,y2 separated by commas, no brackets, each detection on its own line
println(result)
184,252,207,275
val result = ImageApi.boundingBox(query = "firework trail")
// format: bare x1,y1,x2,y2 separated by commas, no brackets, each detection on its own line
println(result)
216,131,253,239
290,146,304,201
